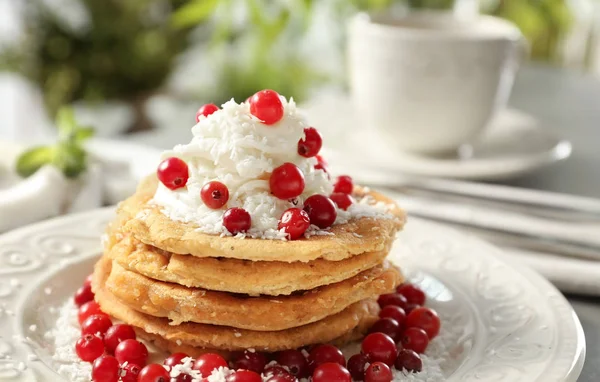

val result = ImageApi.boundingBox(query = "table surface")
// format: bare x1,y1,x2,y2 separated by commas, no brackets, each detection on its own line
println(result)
506,64,600,382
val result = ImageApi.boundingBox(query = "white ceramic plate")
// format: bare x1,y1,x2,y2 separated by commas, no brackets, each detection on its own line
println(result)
0,209,585,381
303,94,572,181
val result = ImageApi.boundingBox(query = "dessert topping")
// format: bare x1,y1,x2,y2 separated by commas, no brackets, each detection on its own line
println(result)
365,361,393,382
74,283,94,307
153,91,394,240
333,175,354,194
114,339,149,367
91,355,120,382
297,127,323,158
405,306,441,339
138,363,170,382
312,362,351,382
303,195,337,229
157,157,189,190
223,207,252,234
81,313,112,337
201,181,230,209
192,353,228,377
278,208,311,240
104,324,137,354
195,104,220,122
330,192,354,211
75,334,104,362
395,349,423,373
400,327,430,354
361,332,397,366
249,89,284,125
270,162,305,200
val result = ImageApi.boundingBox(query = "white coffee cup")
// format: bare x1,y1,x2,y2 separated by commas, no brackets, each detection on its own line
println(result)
348,11,525,154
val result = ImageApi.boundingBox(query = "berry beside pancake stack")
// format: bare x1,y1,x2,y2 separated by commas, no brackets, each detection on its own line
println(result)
92,90,406,359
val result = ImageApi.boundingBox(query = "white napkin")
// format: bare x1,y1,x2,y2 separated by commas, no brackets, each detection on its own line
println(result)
0,163,104,233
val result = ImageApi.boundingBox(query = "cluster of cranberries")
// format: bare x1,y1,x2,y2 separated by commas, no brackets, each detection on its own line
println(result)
157,89,356,240
74,277,438,382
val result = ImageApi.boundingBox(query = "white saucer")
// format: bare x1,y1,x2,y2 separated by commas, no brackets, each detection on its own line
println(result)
0,208,585,381
303,94,572,181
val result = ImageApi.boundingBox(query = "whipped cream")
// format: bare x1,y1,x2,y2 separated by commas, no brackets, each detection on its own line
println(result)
152,97,391,239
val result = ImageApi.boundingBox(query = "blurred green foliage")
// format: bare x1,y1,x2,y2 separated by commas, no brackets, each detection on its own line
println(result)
172,0,321,105
16,106,94,178
1,0,191,123
0,0,577,130
485,0,574,62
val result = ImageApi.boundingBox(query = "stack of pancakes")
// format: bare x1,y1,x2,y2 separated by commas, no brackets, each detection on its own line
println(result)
92,177,406,358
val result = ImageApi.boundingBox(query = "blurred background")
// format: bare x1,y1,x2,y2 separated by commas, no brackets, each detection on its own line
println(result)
0,0,598,135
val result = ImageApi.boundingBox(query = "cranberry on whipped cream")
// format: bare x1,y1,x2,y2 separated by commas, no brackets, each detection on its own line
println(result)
152,90,393,240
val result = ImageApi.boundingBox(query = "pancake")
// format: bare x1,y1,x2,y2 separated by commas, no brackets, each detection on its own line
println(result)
107,233,392,296
137,325,369,360
119,176,405,263
92,258,380,352
104,256,401,330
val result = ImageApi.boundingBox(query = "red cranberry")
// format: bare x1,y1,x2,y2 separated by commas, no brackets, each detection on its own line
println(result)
394,349,422,373
361,333,397,366
264,364,294,379
223,208,252,234
196,104,219,121
309,344,346,369
365,361,393,382
226,370,262,382
333,175,353,194
405,303,419,314
405,307,441,339
275,349,309,378
303,195,337,228
201,181,229,209
314,155,328,173
379,305,407,326
278,208,310,240
270,163,305,200
164,352,189,368
347,353,370,381
84,274,93,287
369,318,402,341
329,193,353,211
75,334,104,362
74,284,94,307
265,375,298,382
78,300,102,325
396,283,426,306
114,339,148,367
157,157,189,190
399,327,429,354
138,364,170,382
249,89,284,125
231,350,267,373
312,362,351,382
104,324,136,354
298,127,322,158
81,314,112,337
193,353,228,377
173,373,193,382
120,363,141,382
377,293,408,310
91,355,120,382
